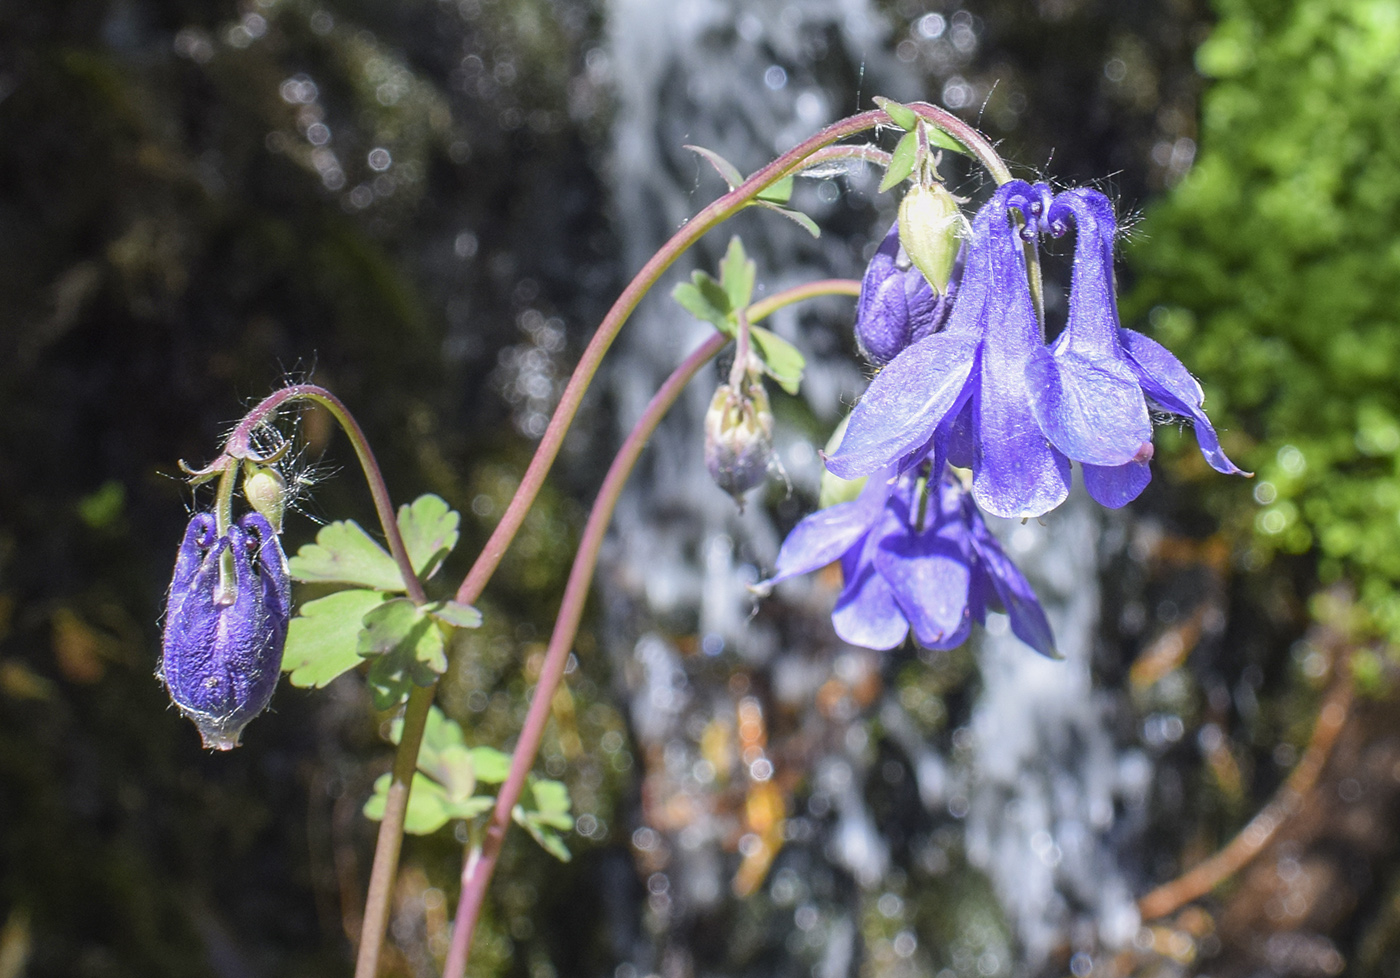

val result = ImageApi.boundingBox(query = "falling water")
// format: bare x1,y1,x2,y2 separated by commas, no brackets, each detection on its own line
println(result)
597,1,1153,972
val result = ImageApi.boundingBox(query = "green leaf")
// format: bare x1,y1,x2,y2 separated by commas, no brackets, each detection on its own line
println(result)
524,778,573,827
684,144,743,188
469,746,511,784
444,795,496,821
397,494,460,580
755,175,794,205
363,773,495,835
288,519,405,591
358,598,447,674
387,706,506,803
720,237,756,312
673,271,736,335
282,588,388,688
672,281,728,331
365,655,417,710
879,130,918,193
364,772,452,835
427,600,483,629
873,96,918,131
925,125,970,156
695,273,732,319
750,326,806,395
756,200,821,238
513,776,574,862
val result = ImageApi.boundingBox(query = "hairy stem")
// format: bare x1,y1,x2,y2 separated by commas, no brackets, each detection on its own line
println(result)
442,277,860,978
222,383,431,977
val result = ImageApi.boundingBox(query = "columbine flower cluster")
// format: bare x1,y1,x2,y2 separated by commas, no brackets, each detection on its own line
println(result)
774,179,1244,656
828,180,1244,515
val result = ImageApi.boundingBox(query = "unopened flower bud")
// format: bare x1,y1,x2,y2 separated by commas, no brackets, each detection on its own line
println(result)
160,512,291,750
243,463,288,533
704,381,775,506
855,221,959,366
898,183,963,295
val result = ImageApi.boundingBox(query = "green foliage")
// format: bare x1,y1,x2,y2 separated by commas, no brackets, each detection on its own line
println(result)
282,588,389,688
281,495,479,705
671,237,808,394
1126,0,1400,642
880,129,919,192
287,518,406,591
873,96,919,131
682,144,818,234
288,493,462,590
512,776,576,862
396,493,461,581
363,707,569,854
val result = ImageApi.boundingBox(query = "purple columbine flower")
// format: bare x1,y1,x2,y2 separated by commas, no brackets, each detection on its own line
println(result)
160,511,291,750
765,466,1056,657
854,221,958,366
1025,187,1247,506
826,181,1245,517
827,181,1072,519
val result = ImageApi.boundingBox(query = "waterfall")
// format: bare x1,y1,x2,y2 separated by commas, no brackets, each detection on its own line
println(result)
597,2,1150,972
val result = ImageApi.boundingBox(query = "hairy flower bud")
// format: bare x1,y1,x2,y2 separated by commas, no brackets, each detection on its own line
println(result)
242,463,288,533
704,381,775,506
898,183,963,295
160,512,291,750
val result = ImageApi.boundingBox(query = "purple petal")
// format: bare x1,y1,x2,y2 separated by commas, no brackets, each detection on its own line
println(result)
768,470,893,584
825,330,979,479
969,192,1070,518
1026,345,1152,466
966,511,1058,658
906,248,962,345
1045,189,1121,351
832,529,910,650
1082,459,1152,508
1119,328,1248,475
875,501,972,650
1025,188,1152,465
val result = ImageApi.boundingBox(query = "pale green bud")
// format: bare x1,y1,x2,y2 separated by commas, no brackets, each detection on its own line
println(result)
898,183,963,295
243,463,288,534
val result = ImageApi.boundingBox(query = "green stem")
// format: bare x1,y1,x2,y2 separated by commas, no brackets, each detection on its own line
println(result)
441,278,860,978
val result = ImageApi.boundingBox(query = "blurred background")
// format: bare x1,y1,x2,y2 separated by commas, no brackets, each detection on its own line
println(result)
3,0,1400,976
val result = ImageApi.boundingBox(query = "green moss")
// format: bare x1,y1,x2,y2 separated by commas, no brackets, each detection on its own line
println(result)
1126,0,1400,647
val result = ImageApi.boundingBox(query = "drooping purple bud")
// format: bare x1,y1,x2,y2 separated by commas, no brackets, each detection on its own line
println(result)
160,512,291,750
854,222,960,366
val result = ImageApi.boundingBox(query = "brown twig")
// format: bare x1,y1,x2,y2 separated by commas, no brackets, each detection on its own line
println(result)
1137,665,1354,921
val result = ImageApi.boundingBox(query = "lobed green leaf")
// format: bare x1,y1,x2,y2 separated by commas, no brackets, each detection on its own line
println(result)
282,588,388,688
397,493,460,580
288,519,404,591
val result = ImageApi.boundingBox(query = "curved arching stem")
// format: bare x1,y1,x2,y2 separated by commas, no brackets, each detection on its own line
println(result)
441,277,861,978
